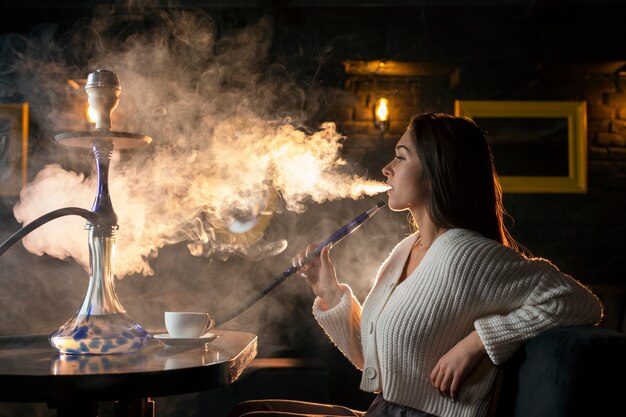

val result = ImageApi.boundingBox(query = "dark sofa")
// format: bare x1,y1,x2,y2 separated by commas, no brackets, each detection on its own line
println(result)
492,325,626,417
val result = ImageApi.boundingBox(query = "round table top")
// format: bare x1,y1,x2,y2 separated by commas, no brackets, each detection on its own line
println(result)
0,329,257,403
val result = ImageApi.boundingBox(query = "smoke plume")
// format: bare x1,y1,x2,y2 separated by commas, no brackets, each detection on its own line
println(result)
6,7,388,277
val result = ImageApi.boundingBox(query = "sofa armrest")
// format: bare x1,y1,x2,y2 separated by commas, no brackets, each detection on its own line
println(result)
493,325,626,417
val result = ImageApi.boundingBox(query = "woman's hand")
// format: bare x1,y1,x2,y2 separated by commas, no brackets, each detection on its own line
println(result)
292,243,342,308
430,330,487,400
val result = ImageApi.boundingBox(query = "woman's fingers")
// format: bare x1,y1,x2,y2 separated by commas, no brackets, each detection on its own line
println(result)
449,377,460,400
430,363,455,399
291,243,319,268
320,244,332,264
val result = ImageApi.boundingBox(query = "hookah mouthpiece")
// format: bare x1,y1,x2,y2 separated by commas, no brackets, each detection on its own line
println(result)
298,200,386,263
215,200,387,326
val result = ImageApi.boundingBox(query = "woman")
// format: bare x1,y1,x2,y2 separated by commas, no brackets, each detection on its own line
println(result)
229,113,603,417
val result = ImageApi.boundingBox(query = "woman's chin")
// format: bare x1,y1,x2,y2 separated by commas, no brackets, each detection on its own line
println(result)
386,200,405,212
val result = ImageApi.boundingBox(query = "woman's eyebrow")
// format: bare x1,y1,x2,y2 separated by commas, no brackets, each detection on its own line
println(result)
396,145,410,152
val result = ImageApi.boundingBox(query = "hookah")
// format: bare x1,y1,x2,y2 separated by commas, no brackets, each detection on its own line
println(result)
1,69,153,355
50,70,153,354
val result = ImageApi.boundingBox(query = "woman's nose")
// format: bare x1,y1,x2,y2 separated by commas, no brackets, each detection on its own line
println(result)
382,163,392,178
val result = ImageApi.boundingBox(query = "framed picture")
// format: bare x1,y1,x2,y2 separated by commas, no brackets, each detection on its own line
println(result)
0,103,29,197
454,100,587,193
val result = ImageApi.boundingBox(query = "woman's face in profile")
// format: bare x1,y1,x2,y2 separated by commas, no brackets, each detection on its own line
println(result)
382,129,431,212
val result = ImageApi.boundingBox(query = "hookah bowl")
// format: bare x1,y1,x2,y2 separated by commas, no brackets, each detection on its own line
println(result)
50,69,153,354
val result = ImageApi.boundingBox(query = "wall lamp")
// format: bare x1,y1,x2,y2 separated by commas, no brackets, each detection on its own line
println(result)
374,97,390,133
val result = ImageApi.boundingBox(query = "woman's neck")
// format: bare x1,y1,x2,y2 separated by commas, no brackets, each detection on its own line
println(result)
411,211,448,249
418,227,447,249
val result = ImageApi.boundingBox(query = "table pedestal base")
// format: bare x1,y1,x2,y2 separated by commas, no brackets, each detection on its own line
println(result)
49,398,154,417
53,402,98,417
115,398,154,417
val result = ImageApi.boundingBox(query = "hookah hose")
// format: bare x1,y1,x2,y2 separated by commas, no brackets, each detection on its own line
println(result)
215,201,386,326
0,207,96,258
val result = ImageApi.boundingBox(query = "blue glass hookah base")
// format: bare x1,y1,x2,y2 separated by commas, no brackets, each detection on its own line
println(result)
49,310,150,355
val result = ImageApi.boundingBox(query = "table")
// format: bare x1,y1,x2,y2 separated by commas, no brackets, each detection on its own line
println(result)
0,329,257,417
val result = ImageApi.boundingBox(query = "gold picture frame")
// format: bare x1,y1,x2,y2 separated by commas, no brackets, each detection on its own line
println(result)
454,100,587,193
0,103,29,197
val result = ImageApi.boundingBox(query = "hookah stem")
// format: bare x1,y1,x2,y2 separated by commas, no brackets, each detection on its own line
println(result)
0,207,96,258
215,201,386,326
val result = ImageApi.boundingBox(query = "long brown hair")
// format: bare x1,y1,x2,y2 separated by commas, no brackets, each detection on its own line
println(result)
409,113,524,254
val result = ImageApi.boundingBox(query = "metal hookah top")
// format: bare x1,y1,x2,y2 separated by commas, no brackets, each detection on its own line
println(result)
55,69,152,149
85,69,121,131
54,69,153,230
86,68,121,89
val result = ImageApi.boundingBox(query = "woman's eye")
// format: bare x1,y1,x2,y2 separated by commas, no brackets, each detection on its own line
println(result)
394,155,405,161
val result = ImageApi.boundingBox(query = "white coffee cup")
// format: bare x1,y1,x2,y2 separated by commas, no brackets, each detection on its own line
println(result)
164,312,215,338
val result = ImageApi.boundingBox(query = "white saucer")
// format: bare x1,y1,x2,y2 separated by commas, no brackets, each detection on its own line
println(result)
154,333,218,347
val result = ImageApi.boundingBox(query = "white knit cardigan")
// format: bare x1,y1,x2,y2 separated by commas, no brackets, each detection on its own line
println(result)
313,228,603,417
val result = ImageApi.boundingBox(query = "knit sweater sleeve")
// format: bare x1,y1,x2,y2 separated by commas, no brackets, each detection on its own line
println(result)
474,255,603,365
312,284,364,370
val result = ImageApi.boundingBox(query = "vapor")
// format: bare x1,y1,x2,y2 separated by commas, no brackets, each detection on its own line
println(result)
6,7,388,278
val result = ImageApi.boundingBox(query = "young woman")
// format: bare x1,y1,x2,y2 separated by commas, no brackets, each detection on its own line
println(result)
229,113,603,417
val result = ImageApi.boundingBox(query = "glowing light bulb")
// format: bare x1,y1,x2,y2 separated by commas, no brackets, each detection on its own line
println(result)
374,97,390,133
375,98,389,122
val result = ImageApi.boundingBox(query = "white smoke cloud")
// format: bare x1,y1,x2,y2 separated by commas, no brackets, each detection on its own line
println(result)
9,8,388,278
